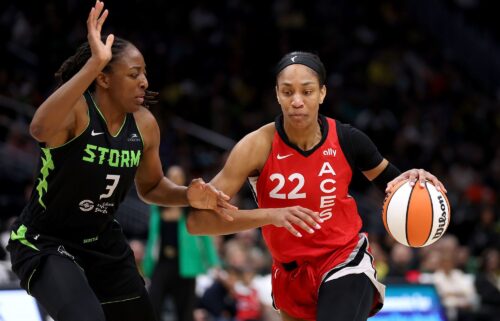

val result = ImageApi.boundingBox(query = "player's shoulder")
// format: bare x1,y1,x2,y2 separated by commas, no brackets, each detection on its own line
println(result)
132,107,159,133
231,122,274,158
251,122,275,138
131,107,160,149
228,122,274,171
240,122,275,148
133,106,156,124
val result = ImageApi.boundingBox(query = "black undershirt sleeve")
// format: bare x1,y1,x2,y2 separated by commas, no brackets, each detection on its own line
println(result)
336,121,401,191
372,162,401,191
336,121,383,171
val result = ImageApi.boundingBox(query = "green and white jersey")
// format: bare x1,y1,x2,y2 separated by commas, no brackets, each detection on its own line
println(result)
18,92,144,239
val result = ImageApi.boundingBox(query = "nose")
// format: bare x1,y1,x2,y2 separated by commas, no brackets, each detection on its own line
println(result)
291,94,304,108
139,74,148,89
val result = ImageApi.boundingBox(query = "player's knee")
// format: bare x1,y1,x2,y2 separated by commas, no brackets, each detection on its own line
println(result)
57,300,106,321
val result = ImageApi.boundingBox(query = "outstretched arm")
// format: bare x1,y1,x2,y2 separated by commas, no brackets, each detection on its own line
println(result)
187,126,323,237
30,1,114,144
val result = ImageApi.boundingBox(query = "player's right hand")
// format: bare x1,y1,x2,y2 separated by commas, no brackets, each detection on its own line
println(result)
187,178,237,221
269,206,323,237
87,1,114,68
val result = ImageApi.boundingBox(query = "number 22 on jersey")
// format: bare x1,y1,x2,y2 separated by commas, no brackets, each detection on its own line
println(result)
269,173,306,199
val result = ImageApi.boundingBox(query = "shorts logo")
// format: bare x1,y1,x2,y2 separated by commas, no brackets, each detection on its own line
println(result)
79,200,94,212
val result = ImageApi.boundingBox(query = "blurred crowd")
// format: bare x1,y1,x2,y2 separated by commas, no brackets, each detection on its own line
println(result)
444,0,500,42
0,1,498,321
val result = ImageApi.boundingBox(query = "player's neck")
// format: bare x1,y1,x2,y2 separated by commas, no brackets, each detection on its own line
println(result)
284,121,322,151
92,92,127,131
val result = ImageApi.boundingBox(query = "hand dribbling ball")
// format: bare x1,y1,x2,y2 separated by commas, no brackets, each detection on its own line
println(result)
382,180,451,247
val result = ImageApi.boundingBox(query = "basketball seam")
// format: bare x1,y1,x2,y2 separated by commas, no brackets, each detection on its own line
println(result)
405,183,415,247
444,193,452,232
423,182,433,246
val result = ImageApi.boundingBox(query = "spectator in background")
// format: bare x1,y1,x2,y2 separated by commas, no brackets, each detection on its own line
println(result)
419,235,460,281
367,239,389,282
433,251,477,321
385,243,417,283
232,229,271,275
474,248,500,321
468,205,500,256
0,121,37,223
144,165,221,321
199,239,262,321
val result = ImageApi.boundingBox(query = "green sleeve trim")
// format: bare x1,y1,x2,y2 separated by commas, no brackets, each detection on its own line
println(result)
36,148,54,209
11,225,39,251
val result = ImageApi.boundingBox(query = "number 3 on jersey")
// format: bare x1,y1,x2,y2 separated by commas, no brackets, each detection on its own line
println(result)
269,173,306,199
100,174,120,200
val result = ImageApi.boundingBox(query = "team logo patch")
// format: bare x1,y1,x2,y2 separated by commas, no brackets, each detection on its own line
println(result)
322,148,337,156
79,200,94,212
128,133,140,142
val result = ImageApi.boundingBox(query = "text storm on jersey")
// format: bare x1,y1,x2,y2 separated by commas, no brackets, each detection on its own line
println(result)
82,144,141,168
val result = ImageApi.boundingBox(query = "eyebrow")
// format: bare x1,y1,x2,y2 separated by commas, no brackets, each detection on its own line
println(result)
280,81,317,86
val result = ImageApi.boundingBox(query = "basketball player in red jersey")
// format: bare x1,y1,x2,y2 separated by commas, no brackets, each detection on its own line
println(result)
187,52,446,321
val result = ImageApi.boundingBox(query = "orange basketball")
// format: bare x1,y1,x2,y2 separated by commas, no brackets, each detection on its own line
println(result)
382,180,451,247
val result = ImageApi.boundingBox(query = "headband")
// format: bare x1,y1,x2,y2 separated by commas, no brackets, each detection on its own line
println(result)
275,53,326,84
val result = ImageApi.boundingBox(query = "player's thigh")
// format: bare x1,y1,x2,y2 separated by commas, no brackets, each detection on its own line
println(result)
317,273,374,321
31,254,105,321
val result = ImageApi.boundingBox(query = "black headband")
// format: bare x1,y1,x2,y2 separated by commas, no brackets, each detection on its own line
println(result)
275,53,326,85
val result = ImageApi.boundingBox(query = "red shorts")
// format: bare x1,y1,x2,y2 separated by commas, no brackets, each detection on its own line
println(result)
270,234,384,320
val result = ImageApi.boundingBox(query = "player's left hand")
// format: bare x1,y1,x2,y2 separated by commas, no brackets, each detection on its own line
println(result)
386,169,447,194
187,178,237,221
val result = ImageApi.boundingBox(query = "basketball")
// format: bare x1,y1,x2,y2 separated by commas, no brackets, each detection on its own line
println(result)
382,180,451,248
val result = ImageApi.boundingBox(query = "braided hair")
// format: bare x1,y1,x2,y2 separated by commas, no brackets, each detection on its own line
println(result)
54,36,158,107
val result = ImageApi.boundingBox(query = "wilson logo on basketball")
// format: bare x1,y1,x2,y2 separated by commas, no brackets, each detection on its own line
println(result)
432,195,448,240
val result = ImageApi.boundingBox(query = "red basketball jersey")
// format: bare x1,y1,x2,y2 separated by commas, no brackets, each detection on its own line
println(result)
251,116,362,264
